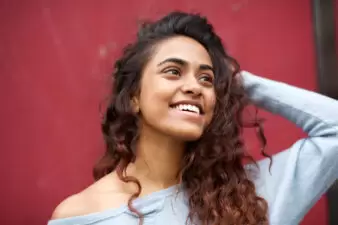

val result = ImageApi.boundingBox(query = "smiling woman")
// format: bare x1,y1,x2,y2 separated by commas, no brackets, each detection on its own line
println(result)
47,11,338,225
137,36,216,141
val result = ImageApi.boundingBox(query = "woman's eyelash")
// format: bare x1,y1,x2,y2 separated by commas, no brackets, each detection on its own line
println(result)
164,68,180,75
200,75,214,82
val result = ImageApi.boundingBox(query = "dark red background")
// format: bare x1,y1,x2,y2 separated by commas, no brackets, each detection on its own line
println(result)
0,1,334,224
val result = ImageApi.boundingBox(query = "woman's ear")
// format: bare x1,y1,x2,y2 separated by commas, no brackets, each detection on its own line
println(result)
131,96,140,113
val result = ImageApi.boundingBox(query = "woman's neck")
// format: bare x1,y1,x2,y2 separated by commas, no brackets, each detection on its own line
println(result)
127,124,185,192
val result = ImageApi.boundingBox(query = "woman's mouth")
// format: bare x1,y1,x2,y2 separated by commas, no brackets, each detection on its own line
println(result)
170,104,201,114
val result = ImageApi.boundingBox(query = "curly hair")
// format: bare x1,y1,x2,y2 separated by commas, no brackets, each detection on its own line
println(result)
94,11,269,225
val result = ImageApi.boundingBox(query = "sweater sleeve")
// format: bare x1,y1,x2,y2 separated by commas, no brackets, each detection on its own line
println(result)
241,71,338,225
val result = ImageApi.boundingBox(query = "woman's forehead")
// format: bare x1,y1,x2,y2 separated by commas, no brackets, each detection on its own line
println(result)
150,36,213,67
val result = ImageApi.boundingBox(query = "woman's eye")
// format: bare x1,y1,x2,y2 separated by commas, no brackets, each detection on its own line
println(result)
164,69,180,75
200,75,213,83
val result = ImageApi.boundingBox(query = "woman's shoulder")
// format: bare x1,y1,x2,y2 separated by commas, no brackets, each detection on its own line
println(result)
51,172,130,220
51,191,89,220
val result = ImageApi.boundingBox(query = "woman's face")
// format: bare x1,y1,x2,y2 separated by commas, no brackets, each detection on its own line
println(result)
134,36,216,141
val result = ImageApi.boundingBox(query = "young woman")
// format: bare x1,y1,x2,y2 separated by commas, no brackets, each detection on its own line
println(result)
48,12,338,225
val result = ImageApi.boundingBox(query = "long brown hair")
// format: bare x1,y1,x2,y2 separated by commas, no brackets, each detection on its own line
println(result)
94,11,269,225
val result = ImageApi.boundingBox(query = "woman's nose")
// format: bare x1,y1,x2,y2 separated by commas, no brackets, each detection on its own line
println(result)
180,77,202,96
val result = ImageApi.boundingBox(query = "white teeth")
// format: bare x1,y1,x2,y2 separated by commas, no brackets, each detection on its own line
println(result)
174,104,200,114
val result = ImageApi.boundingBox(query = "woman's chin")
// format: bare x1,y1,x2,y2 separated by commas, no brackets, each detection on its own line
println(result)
168,129,203,141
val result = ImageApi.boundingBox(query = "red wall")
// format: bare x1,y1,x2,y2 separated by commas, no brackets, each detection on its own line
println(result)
0,1,328,225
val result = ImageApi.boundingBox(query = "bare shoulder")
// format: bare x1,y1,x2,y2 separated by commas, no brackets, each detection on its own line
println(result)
51,173,130,220
51,191,90,219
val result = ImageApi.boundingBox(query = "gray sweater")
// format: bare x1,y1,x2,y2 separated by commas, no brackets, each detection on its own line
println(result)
48,71,338,225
